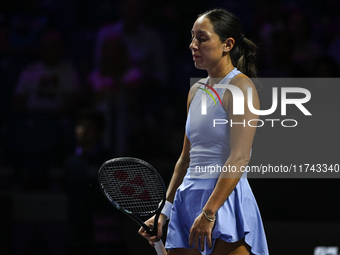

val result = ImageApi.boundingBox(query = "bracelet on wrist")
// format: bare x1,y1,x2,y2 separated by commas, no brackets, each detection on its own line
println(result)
202,209,216,222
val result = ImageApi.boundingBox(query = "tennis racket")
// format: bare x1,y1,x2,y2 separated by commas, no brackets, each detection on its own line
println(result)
98,157,167,255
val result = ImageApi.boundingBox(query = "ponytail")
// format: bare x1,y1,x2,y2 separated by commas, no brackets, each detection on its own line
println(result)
236,37,257,78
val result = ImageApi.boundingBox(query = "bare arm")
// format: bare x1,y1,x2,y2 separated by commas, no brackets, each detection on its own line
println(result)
165,134,190,202
165,81,201,202
139,82,200,243
203,75,259,215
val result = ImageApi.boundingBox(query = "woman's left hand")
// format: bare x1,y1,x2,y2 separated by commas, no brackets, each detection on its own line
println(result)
189,212,215,251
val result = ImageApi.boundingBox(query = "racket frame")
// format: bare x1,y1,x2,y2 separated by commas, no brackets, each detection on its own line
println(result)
98,157,166,237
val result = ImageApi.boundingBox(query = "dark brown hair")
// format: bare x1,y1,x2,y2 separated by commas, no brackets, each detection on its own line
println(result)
200,9,257,78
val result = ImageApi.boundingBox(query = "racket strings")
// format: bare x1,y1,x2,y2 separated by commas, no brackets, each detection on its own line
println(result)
100,161,164,214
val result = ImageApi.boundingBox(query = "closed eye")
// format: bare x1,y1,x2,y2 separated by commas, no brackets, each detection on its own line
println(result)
191,37,208,43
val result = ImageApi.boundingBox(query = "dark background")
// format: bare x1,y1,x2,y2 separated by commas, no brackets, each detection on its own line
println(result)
0,0,340,254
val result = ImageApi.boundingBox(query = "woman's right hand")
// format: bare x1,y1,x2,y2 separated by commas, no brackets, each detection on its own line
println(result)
138,213,167,246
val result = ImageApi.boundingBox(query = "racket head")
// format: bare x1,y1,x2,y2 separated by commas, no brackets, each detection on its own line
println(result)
98,157,166,232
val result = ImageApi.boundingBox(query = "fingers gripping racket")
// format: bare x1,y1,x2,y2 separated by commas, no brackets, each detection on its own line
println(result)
98,157,167,255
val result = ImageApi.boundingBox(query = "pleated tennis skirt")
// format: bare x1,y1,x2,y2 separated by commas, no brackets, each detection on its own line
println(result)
165,174,269,255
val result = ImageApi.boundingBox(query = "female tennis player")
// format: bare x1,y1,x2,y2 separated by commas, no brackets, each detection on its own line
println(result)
139,8,269,255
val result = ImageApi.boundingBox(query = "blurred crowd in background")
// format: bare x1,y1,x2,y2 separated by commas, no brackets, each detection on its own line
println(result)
0,0,339,254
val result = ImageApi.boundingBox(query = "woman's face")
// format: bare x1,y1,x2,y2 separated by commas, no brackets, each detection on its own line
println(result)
189,16,225,71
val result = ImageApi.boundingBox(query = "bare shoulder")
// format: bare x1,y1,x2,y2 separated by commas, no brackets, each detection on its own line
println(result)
188,78,206,105
229,73,256,91
222,73,258,111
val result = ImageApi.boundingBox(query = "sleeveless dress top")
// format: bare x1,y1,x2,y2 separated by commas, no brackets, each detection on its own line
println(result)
165,68,269,255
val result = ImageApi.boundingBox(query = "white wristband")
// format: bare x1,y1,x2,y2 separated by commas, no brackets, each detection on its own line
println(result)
160,200,173,220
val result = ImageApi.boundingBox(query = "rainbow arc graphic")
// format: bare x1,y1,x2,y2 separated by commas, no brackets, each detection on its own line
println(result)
197,82,223,106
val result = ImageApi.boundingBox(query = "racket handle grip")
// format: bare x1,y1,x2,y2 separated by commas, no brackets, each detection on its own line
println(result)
154,239,167,255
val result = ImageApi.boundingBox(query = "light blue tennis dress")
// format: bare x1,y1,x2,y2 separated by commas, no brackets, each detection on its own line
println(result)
165,68,269,255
